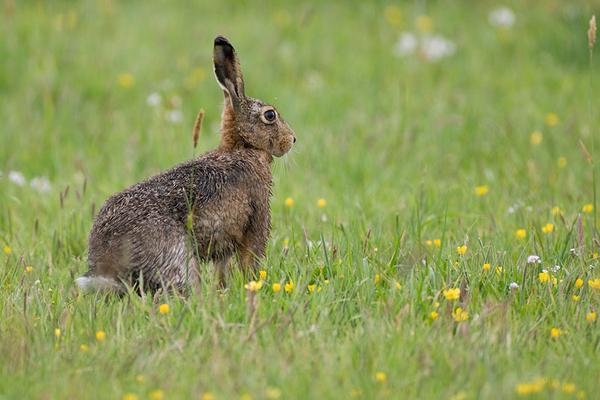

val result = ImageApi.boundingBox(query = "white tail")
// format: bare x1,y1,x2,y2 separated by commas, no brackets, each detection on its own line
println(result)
75,276,123,293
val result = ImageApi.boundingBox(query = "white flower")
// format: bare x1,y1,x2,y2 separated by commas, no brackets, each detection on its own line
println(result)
305,71,324,91
507,207,515,214
165,110,183,124
551,265,561,273
30,176,51,193
146,92,162,107
393,32,418,57
488,6,515,28
8,171,26,186
509,282,520,290
420,35,456,62
527,255,541,264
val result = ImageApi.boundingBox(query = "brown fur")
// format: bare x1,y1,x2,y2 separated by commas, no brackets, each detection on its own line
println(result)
80,36,296,293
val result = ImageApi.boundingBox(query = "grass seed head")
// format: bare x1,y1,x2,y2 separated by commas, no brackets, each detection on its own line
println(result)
192,109,205,149
589,15,596,49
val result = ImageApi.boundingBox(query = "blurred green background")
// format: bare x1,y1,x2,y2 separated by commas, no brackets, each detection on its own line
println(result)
1,1,600,399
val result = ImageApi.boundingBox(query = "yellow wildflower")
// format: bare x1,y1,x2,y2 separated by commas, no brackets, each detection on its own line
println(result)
482,263,491,271
95,331,106,342
550,327,562,338
54,328,61,338
201,393,215,400
515,229,526,239
425,240,433,247
456,245,467,255
575,278,584,288
474,185,489,196
383,5,403,28
317,198,327,208
589,278,600,289
433,239,441,247
541,223,554,234
122,394,138,400
443,288,461,301
416,15,433,32
284,281,294,293
244,280,263,292
79,344,89,352
240,394,253,400
429,311,439,321
452,307,469,322
265,387,281,399
495,266,503,274
3,245,12,254
374,371,387,383
395,281,401,289
25,266,33,273
538,271,550,283
307,284,316,293
582,203,594,213
515,379,545,395
184,67,207,89
572,295,580,302
272,283,281,293
530,130,543,145
562,383,576,393
117,73,134,89
259,270,267,280
374,274,381,284
545,112,559,127
159,303,170,314
284,197,294,207
557,157,567,168
586,311,597,322
148,390,164,400
551,206,561,216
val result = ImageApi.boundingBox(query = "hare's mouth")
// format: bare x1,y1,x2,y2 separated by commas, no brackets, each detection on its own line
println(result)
272,135,295,157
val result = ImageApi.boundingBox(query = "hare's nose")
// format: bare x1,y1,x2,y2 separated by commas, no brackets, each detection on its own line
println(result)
293,137,297,143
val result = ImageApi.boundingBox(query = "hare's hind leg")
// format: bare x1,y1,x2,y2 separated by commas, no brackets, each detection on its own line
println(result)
131,222,201,293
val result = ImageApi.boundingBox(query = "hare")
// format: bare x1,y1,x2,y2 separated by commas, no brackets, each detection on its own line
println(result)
76,36,296,293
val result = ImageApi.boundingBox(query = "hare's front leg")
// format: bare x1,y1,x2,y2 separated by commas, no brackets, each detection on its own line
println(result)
214,257,232,288
238,208,270,275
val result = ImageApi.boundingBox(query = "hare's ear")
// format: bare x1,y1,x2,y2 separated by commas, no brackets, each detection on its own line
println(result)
213,36,245,110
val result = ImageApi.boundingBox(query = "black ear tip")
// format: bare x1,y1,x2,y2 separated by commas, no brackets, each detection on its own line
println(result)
214,35,232,47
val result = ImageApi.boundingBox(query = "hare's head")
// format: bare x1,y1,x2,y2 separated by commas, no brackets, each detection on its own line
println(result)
213,36,296,157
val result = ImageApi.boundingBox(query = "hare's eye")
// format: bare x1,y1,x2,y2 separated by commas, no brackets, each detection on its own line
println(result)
263,109,277,122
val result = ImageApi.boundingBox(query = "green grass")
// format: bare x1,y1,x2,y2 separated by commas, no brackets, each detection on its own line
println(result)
1,1,600,399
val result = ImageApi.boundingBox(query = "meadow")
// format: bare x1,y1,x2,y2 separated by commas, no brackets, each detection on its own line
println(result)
1,1,600,399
